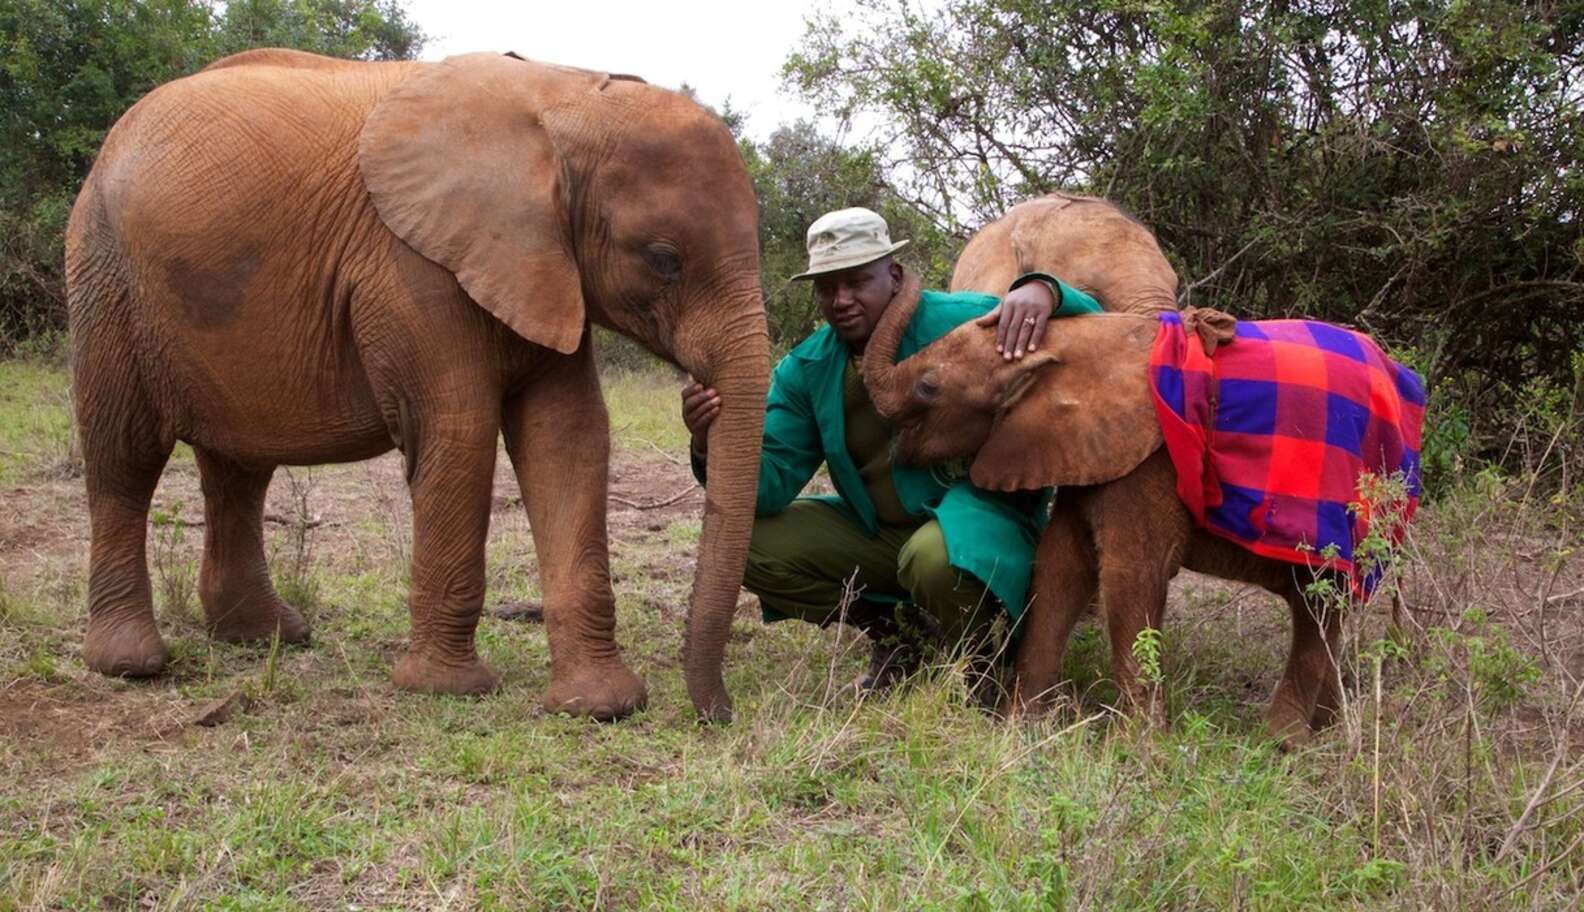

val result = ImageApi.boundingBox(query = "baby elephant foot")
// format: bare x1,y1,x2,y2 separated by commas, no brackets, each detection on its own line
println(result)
206,598,311,646
542,661,648,721
392,650,500,696
1265,704,1317,752
83,614,168,678
998,681,1064,721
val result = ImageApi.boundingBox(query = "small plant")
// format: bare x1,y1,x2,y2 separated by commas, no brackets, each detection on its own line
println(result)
261,625,282,695
1427,609,1542,716
1131,626,1164,687
272,467,322,613
149,500,197,624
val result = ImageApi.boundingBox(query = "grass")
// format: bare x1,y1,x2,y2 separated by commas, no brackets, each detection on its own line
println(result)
2,358,1581,909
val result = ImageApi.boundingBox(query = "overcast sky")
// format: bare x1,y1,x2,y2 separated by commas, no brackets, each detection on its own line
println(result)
403,0,837,139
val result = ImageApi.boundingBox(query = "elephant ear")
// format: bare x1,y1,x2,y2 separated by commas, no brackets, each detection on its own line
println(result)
969,322,1163,491
359,53,589,354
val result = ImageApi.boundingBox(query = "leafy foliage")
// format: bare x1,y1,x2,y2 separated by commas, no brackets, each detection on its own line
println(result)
735,119,962,351
0,0,424,348
785,0,1584,417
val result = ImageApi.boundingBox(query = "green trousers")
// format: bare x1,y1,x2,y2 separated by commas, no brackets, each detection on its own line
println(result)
744,499,997,643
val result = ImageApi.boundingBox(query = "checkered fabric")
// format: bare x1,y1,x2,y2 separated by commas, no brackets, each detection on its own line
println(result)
1148,311,1427,595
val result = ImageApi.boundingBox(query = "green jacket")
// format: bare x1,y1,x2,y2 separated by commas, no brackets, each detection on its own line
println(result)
699,275,1101,619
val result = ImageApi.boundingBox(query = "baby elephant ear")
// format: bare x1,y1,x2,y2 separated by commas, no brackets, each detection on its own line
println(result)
969,347,1162,491
359,53,588,354
1182,307,1237,356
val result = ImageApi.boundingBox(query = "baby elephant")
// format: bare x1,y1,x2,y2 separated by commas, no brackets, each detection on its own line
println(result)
863,292,1425,744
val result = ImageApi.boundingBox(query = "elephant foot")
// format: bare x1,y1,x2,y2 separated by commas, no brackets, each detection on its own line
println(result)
542,661,648,721
998,681,1063,721
206,599,311,646
1264,701,1315,751
1116,685,1170,731
393,650,499,696
83,614,168,678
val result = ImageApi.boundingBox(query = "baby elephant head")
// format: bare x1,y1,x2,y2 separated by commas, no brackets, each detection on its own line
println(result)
865,296,1237,492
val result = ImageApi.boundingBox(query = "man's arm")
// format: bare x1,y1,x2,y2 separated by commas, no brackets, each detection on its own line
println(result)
686,358,824,516
976,271,1103,360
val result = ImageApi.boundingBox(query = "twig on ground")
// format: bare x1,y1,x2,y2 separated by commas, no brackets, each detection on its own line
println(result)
609,483,698,510
638,438,686,467
149,513,332,529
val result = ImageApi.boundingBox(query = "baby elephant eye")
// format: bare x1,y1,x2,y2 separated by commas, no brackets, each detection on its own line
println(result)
914,374,941,402
643,245,682,281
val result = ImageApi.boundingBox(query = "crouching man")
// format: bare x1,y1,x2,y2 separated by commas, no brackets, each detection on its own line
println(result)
684,208,1098,692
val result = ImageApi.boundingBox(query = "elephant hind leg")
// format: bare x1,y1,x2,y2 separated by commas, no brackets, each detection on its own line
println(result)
77,366,173,678
194,448,309,645
1265,578,1343,748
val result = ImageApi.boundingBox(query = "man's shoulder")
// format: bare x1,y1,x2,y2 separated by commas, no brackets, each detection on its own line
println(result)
783,324,841,365
921,288,1001,311
904,288,1000,347
914,288,999,325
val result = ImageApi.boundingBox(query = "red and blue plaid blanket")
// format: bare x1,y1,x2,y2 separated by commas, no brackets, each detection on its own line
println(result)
1148,311,1426,595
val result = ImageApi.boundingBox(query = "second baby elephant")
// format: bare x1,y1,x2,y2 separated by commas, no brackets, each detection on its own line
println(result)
862,296,1426,745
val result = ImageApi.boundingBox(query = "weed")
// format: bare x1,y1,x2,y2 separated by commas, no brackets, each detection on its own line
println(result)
1131,626,1163,686
272,467,323,615
148,500,198,625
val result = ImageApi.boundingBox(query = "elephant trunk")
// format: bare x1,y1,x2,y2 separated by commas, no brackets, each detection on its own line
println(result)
861,273,924,421
675,305,770,722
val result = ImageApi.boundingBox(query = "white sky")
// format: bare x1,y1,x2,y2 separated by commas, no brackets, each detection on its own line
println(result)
404,0,840,139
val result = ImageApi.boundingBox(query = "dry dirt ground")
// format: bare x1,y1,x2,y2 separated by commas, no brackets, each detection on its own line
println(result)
0,440,714,764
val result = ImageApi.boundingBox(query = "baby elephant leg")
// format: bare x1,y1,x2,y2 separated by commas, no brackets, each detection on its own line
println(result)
1090,459,1190,726
1005,506,1095,717
1267,581,1343,747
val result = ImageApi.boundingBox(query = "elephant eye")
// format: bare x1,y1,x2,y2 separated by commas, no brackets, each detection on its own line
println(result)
915,374,941,402
643,245,682,281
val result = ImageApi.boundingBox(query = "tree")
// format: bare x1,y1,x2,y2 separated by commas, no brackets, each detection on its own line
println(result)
738,120,960,350
784,0,1584,406
0,0,425,348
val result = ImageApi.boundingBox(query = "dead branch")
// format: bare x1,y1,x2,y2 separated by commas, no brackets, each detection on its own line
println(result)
609,483,699,510
150,513,331,529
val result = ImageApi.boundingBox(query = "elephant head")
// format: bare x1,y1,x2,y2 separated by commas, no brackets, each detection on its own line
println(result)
865,290,1237,491
950,193,1179,315
357,53,768,720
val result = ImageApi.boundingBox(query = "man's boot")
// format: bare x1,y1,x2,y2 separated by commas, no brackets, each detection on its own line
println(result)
839,600,925,694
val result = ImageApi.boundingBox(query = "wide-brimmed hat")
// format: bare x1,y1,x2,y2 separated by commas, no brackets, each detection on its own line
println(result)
790,207,910,280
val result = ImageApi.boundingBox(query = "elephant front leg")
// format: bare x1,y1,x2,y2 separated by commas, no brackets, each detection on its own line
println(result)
504,349,647,721
390,413,501,696
1004,508,1096,718
1099,557,1172,728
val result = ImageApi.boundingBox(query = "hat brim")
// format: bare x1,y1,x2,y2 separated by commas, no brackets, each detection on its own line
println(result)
790,239,910,280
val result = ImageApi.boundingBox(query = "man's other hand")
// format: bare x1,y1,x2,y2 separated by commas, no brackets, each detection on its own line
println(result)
974,279,1056,360
681,382,720,456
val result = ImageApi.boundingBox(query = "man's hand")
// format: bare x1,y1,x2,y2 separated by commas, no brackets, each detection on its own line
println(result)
975,279,1056,360
681,382,720,456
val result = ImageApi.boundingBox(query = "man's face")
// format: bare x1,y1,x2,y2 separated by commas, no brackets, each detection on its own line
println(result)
812,257,902,350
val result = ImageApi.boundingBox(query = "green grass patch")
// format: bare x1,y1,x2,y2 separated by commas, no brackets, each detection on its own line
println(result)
2,356,1579,909
0,359,75,482
603,366,692,453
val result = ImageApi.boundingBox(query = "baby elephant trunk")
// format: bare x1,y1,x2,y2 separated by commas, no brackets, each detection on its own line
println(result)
861,273,924,420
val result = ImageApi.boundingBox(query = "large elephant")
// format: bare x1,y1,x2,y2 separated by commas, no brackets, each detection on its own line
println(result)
65,49,769,721
861,298,1425,746
949,193,1179,315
